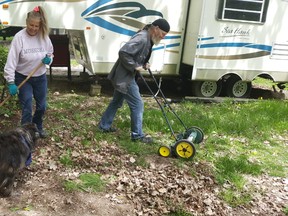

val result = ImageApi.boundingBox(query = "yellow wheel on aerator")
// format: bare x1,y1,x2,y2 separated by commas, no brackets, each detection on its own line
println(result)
158,145,171,157
174,140,196,159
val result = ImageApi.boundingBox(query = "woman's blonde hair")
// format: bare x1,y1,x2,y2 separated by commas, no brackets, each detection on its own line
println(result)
26,6,49,39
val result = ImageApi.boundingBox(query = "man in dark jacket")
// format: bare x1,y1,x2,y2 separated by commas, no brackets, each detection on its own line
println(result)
98,18,170,143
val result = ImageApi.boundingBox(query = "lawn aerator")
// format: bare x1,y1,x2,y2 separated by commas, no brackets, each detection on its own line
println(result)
138,69,204,159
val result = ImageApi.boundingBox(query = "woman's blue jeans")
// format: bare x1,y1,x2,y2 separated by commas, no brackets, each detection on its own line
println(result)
15,72,47,132
99,79,144,139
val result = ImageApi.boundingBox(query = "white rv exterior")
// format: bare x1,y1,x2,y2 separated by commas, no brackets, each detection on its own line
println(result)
0,0,288,98
0,0,188,75
183,0,288,97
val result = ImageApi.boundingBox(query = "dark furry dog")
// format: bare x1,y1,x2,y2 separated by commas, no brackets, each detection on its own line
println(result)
0,123,39,197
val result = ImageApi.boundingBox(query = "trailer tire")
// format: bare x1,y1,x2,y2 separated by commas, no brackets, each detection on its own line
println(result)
225,76,252,98
192,81,222,98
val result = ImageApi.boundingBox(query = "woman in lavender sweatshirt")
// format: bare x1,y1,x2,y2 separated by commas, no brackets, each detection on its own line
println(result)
4,6,54,138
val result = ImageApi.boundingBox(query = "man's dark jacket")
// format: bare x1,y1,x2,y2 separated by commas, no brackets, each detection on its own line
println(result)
108,30,152,94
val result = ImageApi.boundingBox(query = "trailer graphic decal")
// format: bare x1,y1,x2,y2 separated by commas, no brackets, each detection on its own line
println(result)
80,0,182,52
81,0,180,40
81,0,162,36
0,0,12,4
197,37,272,60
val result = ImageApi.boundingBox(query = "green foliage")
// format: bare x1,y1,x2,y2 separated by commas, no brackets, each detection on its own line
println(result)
81,139,92,147
168,211,193,216
167,203,193,216
59,148,74,167
0,45,10,115
64,173,106,192
220,188,252,207
188,100,288,139
0,45,8,72
118,137,157,156
214,154,262,206
0,97,20,117
0,45,8,99
283,206,288,215
253,77,274,88
10,205,33,212
215,155,262,187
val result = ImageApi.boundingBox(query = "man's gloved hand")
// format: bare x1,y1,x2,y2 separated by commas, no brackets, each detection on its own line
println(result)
143,63,150,70
135,66,146,72
42,55,52,65
8,83,18,96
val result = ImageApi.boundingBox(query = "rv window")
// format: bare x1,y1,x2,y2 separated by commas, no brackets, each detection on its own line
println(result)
217,0,270,23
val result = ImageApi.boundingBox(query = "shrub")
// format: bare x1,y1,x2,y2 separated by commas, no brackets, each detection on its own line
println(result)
0,45,8,85
0,45,8,72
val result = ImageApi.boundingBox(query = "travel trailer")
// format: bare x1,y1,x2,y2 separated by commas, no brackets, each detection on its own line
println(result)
0,0,288,98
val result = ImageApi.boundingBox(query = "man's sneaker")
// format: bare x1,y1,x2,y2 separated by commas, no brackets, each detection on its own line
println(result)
39,130,47,139
99,126,117,133
132,135,153,144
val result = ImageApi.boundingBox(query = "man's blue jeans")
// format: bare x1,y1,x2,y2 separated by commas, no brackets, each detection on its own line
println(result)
15,72,47,132
99,79,144,139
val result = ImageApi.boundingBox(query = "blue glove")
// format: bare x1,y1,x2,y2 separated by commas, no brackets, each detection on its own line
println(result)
42,55,52,65
8,83,18,96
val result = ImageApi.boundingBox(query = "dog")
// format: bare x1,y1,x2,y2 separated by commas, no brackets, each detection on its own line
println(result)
0,123,39,197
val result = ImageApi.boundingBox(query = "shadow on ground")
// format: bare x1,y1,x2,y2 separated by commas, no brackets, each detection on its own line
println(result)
47,74,286,101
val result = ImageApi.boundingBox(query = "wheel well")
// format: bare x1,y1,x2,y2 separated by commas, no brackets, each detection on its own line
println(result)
179,63,193,80
257,74,274,81
222,73,241,83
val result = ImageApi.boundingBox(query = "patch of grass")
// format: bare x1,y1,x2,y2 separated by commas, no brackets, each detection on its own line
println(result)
118,135,157,156
59,148,74,167
135,156,149,168
266,163,286,177
220,188,252,207
64,173,106,192
10,205,33,212
215,155,263,206
184,100,288,138
215,155,262,187
283,206,288,215
0,96,20,117
10,207,21,212
144,108,171,133
81,139,92,147
252,77,274,88
48,94,86,110
167,203,193,216
168,211,192,216
93,129,122,145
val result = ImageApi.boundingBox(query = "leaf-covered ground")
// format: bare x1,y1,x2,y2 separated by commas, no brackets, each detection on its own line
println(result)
0,78,287,216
